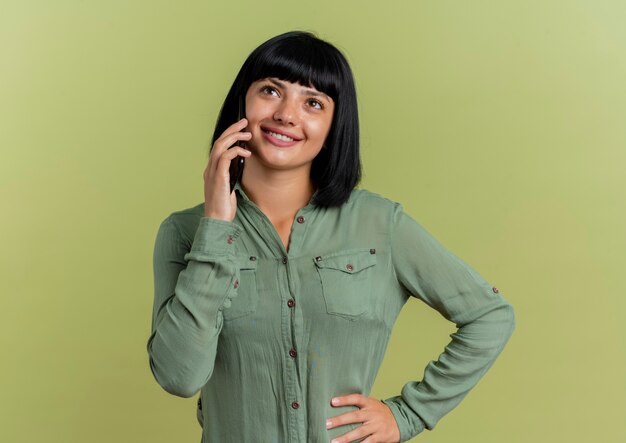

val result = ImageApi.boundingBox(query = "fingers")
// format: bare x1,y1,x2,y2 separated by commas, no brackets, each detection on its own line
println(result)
222,117,249,137
203,145,250,179
326,395,400,443
327,409,366,429
214,146,251,178
330,425,373,443
331,394,368,408
212,118,251,157
216,129,252,155
209,134,252,174
202,119,252,222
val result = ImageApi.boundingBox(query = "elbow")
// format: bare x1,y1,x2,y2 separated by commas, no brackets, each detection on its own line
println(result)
146,335,207,398
505,302,516,336
160,380,201,399
483,302,516,356
151,368,203,398
494,302,516,349
149,359,208,399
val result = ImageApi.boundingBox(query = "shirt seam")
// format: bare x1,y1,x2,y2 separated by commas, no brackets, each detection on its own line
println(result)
389,202,403,297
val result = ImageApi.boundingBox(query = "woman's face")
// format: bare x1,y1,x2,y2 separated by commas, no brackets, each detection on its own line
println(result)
243,77,335,173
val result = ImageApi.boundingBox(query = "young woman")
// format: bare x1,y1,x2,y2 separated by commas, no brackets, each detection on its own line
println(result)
147,31,516,443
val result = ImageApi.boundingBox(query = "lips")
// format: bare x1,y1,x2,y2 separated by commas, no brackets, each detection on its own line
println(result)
261,126,303,141
261,130,299,147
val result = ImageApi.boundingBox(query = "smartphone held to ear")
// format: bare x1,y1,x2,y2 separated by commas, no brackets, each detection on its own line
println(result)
229,96,246,193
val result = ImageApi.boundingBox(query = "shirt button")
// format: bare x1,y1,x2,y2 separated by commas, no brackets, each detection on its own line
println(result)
315,256,322,262
296,216,305,224
282,256,288,264
346,263,354,272
370,248,376,254
492,286,499,293
289,348,297,358
291,401,300,409
287,299,295,308
250,256,257,261
233,279,239,289
226,235,234,244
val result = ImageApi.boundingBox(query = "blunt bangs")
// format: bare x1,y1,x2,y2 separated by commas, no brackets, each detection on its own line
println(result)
240,36,342,104
211,31,361,208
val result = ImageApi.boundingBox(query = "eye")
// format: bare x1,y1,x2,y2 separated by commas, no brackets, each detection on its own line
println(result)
308,99,324,110
260,85,279,96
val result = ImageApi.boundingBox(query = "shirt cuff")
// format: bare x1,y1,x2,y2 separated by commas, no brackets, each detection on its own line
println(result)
381,395,426,442
189,217,243,256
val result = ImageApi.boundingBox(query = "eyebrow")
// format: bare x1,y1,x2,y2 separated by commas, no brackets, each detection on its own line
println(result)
267,78,332,102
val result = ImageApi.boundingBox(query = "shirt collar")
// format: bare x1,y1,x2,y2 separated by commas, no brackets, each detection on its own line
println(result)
234,180,319,211
233,180,250,202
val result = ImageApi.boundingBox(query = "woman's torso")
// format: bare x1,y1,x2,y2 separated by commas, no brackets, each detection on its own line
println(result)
170,185,408,443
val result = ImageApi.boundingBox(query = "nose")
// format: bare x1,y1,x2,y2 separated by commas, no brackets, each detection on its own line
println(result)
273,98,298,126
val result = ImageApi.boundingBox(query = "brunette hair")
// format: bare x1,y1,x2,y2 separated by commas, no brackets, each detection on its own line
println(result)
211,30,361,208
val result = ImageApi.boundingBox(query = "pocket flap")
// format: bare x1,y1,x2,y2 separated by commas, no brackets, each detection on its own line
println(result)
238,255,258,270
313,249,377,274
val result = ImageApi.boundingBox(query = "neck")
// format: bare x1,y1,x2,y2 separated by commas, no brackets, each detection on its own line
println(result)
240,163,315,221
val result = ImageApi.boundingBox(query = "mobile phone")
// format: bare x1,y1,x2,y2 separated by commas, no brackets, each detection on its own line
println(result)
229,95,246,193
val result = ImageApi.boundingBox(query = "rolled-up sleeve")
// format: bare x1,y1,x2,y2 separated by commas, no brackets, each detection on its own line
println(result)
147,216,242,398
382,203,516,442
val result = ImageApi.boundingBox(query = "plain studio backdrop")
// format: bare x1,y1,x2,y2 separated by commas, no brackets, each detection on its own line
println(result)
1,1,624,442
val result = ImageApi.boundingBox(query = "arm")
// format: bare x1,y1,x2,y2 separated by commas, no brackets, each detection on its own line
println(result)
146,215,241,398
382,203,516,441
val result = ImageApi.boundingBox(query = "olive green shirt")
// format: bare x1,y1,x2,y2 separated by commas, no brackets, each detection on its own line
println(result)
147,182,515,442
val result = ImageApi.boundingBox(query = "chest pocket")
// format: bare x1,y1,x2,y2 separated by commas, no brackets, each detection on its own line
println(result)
223,255,259,321
313,248,377,318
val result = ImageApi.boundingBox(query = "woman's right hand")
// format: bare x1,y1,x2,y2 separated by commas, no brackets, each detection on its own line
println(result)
203,118,252,222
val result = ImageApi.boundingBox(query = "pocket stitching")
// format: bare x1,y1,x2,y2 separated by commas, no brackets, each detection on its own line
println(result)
313,249,377,318
223,255,259,321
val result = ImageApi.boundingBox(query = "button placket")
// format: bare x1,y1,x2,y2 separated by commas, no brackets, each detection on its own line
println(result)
281,253,304,431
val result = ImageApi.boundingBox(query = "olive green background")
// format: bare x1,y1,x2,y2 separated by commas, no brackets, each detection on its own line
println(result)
2,0,624,442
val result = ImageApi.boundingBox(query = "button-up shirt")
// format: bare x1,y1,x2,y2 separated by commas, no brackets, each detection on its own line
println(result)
147,182,516,442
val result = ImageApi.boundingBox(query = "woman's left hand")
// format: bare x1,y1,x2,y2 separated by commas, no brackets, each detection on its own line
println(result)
326,394,401,443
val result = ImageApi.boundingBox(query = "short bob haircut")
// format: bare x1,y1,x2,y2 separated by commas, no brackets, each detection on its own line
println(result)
210,30,361,208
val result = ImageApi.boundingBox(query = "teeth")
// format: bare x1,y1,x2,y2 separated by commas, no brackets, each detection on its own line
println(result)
268,130,295,142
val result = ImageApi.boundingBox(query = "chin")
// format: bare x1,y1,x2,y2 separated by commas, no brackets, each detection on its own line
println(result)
260,158,303,171
252,153,311,172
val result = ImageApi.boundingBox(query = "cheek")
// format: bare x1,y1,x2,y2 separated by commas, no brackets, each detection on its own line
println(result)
244,106,263,135
244,92,260,118
310,118,333,141
245,105,273,137
244,102,261,123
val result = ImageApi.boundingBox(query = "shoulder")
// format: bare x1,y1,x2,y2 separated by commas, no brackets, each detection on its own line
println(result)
159,202,205,246
334,188,402,225
343,188,401,213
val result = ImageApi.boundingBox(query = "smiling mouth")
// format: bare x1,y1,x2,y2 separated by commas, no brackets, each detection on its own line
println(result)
262,128,297,142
